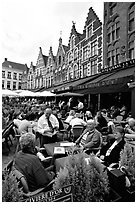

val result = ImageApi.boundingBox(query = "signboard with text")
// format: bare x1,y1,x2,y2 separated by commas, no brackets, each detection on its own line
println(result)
23,184,73,202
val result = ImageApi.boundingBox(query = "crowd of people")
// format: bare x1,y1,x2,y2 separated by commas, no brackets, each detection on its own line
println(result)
2,96,135,193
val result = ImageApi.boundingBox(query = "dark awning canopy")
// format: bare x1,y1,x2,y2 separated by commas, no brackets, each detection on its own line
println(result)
76,67,135,95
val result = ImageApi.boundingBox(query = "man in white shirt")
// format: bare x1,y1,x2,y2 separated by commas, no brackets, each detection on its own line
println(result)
77,99,84,112
37,108,59,146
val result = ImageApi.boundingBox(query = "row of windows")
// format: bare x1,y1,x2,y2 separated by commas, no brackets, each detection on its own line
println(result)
68,41,98,62
2,71,22,80
2,80,21,90
106,4,135,67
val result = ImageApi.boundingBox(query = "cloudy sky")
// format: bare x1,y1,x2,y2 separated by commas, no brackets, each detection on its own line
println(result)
1,0,103,66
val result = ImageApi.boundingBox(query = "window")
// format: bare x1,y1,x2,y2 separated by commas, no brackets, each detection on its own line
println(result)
59,56,61,65
87,63,91,76
129,41,135,59
18,82,21,89
110,4,116,16
49,58,51,65
71,35,75,49
91,41,97,56
107,47,120,66
83,46,88,61
91,60,97,75
68,52,73,62
13,72,17,80
2,71,5,78
128,4,135,32
73,64,78,79
13,82,16,90
7,81,11,89
2,80,4,88
107,21,120,43
115,48,120,64
7,72,11,79
87,24,92,38
19,73,22,80
74,48,78,60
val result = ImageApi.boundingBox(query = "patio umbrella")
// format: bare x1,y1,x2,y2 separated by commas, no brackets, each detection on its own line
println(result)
18,90,38,97
38,90,56,97
2,89,19,97
56,92,84,97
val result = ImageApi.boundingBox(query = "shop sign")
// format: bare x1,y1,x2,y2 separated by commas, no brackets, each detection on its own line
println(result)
23,184,73,202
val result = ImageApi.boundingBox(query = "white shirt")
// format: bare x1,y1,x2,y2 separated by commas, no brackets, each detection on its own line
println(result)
38,114,59,134
65,115,74,124
78,102,84,110
70,117,87,128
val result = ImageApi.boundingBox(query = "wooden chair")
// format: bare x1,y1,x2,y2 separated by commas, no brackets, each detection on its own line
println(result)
72,125,84,142
12,167,54,197
2,122,14,151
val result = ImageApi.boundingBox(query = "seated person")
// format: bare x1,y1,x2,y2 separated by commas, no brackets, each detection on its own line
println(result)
70,113,87,128
13,133,55,192
37,108,59,146
13,114,34,135
52,110,64,131
64,110,75,124
100,126,125,167
84,110,93,122
124,118,135,141
75,119,102,154
125,118,135,134
95,111,108,134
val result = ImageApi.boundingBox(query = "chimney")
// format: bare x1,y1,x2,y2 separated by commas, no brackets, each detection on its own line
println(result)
5,58,7,61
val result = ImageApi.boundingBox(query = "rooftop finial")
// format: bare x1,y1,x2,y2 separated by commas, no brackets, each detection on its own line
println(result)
60,31,62,38
72,21,76,26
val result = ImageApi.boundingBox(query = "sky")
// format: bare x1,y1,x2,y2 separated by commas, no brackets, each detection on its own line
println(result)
1,0,104,66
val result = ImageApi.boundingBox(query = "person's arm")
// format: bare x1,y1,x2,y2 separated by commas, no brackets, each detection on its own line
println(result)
75,129,88,145
52,115,59,131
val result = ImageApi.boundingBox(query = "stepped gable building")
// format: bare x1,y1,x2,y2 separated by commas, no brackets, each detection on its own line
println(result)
54,6,102,93
27,62,36,90
44,46,56,91
34,47,48,90
54,37,69,86
2,58,28,90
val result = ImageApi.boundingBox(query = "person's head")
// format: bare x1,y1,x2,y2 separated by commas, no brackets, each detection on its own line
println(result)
44,108,52,119
128,118,135,128
75,113,81,118
114,126,125,140
85,111,92,117
86,119,96,131
19,133,36,152
69,110,75,116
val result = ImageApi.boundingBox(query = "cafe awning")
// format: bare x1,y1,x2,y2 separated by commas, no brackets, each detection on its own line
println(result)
77,67,135,94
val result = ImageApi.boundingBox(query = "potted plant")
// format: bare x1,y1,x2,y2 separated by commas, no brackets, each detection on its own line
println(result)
2,169,24,202
53,152,112,202
119,142,135,201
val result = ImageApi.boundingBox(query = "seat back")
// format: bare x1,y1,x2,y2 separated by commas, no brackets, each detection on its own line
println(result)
72,125,84,142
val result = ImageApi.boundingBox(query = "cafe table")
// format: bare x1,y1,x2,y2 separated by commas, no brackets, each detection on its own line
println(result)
44,141,76,157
